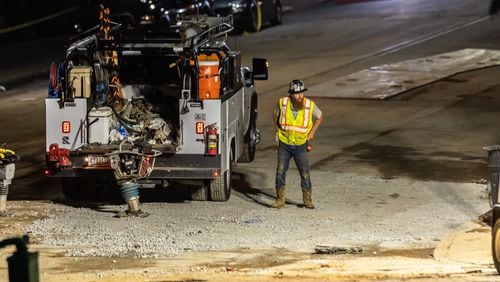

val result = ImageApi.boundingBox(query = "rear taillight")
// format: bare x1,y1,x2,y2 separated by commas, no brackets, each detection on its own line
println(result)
196,122,204,134
62,121,71,133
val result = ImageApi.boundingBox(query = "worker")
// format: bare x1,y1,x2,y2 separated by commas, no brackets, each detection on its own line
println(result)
271,79,323,209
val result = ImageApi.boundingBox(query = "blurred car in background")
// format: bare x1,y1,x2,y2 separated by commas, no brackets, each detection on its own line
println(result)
73,0,215,33
103,0,215,26
213,0,282,33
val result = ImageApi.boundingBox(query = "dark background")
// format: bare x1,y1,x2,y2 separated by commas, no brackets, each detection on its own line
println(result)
0,1,95,44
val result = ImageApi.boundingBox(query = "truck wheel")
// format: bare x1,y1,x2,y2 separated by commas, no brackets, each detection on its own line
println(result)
210,162,232,202
61,177,106,202
493,218,500,273
61,178,83,200
239,125,257,162
239,95,258,163
245,1,262,32
191,186,209,201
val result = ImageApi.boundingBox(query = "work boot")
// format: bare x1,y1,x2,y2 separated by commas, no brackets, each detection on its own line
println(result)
271,186,286,208
302,189,315,209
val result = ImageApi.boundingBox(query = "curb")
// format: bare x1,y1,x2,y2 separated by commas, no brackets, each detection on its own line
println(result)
434,221,493,267
1,71,48,91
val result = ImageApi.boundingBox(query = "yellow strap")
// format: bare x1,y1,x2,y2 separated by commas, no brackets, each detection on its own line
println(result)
0,149,15,156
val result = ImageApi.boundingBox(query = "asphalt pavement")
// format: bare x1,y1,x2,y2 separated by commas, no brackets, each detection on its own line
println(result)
0,36,66,90
0,0,497,274
0,40,496,276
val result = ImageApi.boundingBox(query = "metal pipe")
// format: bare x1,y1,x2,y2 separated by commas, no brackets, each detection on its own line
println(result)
0,194,7,215
0,182,8,216
118,181,149,217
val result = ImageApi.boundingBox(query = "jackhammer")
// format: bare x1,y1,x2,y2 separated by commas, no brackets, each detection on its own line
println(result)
0,235,39,282
107,140,161,218
0,145,19,217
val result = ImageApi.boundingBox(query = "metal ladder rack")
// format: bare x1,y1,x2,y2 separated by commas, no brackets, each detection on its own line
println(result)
113,15,234,53
66,16,234,55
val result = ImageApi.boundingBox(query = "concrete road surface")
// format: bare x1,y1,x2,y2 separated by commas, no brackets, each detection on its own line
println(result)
2,0,500,280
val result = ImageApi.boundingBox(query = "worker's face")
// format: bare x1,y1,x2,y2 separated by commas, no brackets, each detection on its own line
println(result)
290,92,305,107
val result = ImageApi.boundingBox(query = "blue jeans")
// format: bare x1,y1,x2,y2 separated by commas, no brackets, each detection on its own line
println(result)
276,141,312,190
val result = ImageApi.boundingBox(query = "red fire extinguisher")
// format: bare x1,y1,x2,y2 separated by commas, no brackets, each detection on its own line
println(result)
206,126,218,156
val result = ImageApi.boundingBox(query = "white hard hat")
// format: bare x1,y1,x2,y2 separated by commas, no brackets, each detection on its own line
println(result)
288,79,307,94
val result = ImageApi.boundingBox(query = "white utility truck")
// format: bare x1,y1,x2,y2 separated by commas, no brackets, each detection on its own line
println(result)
45,10,267,215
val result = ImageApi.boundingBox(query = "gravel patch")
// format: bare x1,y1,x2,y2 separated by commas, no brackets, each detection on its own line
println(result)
26,171,489,258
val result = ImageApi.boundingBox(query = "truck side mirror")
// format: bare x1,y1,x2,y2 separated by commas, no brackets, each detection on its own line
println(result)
252,58,268,81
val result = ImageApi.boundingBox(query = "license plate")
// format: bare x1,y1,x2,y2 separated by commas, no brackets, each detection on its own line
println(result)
87,155,110,167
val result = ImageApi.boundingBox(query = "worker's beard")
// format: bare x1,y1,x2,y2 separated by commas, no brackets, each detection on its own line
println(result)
292,99,304,110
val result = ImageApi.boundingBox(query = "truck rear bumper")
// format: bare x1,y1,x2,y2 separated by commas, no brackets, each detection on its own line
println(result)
46,154,221,180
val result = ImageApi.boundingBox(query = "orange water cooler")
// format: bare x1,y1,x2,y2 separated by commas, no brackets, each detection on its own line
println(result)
198,53,220,99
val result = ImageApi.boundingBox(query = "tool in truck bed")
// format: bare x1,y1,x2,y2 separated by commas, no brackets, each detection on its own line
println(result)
45,6,268,216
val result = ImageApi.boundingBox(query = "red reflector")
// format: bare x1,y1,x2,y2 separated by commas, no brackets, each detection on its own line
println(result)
44,169,51,176
62,121,71,133
196,122,204,134
213,170,219,177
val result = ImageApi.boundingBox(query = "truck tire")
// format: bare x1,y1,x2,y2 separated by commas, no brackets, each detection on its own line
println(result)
210,162,232,201
493,218,500,273
61,177,108,202
61,178,83,200
239,95,258,163
191,186,209,201
245,1,262,32
239,124,257,162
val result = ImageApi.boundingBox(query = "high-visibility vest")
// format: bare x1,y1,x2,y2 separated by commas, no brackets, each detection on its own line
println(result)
277,97,315,145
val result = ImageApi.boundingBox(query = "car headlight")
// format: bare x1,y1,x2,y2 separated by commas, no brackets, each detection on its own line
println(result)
190,3,201,9
230,1,247,13
140,14,155,24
